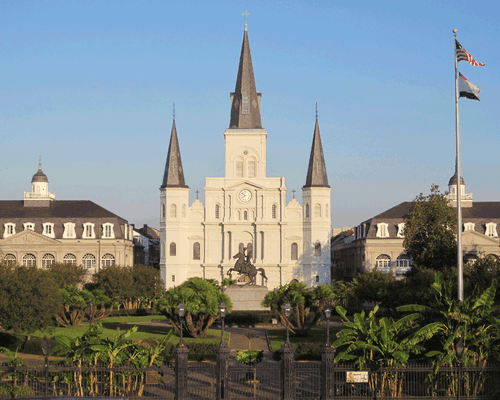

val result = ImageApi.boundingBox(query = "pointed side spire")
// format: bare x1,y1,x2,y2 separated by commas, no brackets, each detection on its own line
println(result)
229,29,262,129
304,115,329,188
161,120,188,189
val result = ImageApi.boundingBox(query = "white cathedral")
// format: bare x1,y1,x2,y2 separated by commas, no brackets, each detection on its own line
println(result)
160,26,332,290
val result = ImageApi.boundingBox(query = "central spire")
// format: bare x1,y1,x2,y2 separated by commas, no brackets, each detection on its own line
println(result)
229,26,262,129
161,119,188,189
304,111,329,188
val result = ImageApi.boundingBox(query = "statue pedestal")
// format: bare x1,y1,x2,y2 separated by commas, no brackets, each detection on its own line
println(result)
224,285,270,311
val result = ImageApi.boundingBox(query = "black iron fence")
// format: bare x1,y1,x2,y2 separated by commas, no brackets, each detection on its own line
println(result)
1,347,500,399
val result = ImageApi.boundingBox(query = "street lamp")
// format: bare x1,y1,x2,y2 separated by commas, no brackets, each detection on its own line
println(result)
284,301,292,347
324,302,332,347
219,300,228,347
87,301,94,329
41,336,51,399
177,301,186,347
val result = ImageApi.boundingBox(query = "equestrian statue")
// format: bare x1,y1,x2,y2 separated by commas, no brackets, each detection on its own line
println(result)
227,245,268,286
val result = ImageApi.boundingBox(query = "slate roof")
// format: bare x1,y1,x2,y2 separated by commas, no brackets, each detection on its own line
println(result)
161,119,188,189
304,118,329,188
0,200,127,222
364,201,500,239
229,29,262,129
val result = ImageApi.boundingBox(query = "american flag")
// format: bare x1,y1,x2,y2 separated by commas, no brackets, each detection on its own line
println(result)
455,40,485,66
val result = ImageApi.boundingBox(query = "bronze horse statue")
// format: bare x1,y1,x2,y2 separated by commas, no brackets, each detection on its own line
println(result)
227,250,268,286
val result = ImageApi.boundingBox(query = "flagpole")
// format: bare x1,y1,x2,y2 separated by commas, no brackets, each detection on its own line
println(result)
453,28,464,302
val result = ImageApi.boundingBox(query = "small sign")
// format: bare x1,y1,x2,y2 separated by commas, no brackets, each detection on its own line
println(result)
346,371,368,383
146,371,159,385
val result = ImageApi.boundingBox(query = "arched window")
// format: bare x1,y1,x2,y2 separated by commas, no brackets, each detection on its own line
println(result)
170,204,177,218
305,204,310,219
63,254,77,265
193,242,201,260
101,253,115,267
376,254,391,272
291,243,298,261
215,204,220,219
82,254,96,269
272,204,277,219
315,204,321,218
170,242,176,256
396,254,411,275
182,204,186,218
22,253,36,266
102,223,114,239
4,254,16,266
314,243,321,256
42,254,55,268
161,204,166,219
244,211,248,220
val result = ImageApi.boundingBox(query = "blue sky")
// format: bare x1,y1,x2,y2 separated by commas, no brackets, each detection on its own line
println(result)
1,0,499,230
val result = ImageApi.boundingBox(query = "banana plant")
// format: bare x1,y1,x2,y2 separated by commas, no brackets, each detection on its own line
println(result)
333,305,425,397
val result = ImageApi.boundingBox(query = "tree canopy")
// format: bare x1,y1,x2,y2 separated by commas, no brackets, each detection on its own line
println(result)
403,190,457,272
155,277,232,338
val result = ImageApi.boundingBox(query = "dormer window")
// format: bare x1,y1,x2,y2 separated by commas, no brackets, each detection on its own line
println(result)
23,222,35,231
376,223,389,238
4,223,16,238
464,222,475,232
42,223,55,238
83,223,96,239
102,223,115,239
397,223,405,238
485,223,498,237
63,223,76,239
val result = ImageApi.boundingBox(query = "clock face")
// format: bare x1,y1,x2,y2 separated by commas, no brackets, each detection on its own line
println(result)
239,189,252,202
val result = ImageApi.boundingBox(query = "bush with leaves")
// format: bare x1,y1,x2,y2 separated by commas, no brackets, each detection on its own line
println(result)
155,277,232,338
399,272,500,369
262,282,335,336
48,263,87,289
56,284,114,327
403,190,457,273
0,264,62,338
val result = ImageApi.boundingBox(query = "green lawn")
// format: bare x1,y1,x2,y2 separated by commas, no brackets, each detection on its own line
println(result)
267,327,341,351
30,315,228,346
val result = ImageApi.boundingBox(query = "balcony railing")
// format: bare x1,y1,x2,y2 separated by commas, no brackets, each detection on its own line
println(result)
24,191,55,200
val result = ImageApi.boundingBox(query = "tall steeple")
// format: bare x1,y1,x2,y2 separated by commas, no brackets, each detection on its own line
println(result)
161,119,188,188
304,111,329,188
229,26,262,129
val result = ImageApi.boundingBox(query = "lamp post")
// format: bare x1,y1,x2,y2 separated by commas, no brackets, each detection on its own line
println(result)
41,336,51,399
324,301,332,347
87,301,94,329
456,336,464,400
284,301,292,348
177,301,186,347
219,300,228,347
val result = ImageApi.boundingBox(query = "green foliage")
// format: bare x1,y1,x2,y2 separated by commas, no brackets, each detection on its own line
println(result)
91,264,162,309
155,277,232,338
464,256,500,301
403,190,457,272
47,263,87,289
0,264,63,337
333,305,424,371
398,272,500,370
56,284,114,327
236,350,264,365
353,270,394,304
262,282,335,336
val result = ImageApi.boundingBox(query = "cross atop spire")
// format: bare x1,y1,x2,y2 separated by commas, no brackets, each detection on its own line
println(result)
161,118,188,189
229,25,262,129
173,101,175,121
304,112,329,188
38,156,42,171
242,9,250,31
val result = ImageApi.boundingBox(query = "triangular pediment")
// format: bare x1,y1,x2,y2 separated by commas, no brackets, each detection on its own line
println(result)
225,181,265,191
2,229,61,245
462,230,500,246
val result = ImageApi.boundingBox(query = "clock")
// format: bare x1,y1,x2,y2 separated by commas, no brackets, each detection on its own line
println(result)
239,189,252,202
